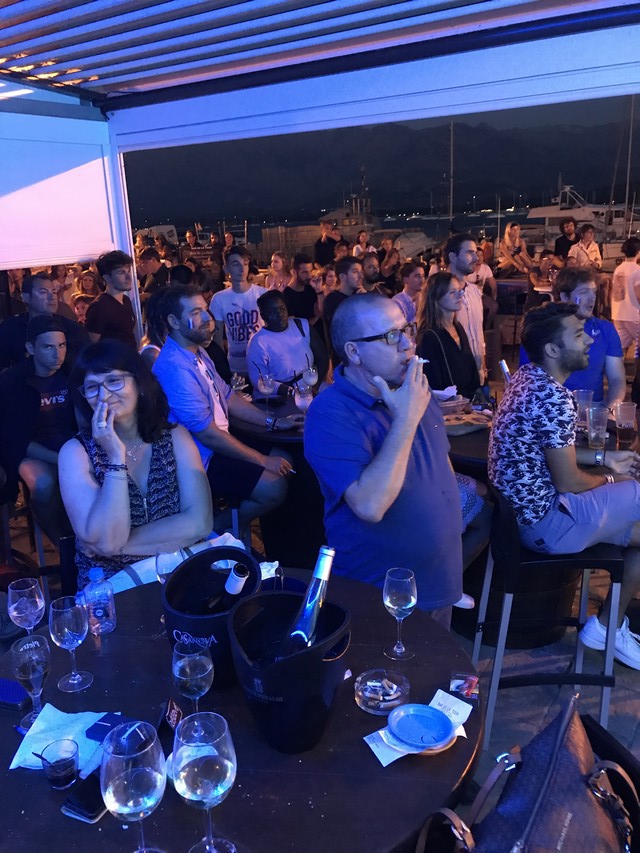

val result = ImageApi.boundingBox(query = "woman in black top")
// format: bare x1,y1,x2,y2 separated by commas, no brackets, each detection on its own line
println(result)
416,272,480,399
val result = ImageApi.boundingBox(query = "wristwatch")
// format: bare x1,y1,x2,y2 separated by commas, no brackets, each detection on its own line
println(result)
265,415,277,431
594,449,605,466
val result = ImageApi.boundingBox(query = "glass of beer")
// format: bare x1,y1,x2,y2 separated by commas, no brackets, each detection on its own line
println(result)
614,402,637,450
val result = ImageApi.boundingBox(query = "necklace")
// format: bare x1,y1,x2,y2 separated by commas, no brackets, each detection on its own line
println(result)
125,442,144,462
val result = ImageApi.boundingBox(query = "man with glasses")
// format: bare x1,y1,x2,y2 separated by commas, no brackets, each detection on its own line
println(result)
304,293,463,626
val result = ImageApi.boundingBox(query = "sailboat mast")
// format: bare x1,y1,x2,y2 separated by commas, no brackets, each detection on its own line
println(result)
448,120,454,222
624,94,635,229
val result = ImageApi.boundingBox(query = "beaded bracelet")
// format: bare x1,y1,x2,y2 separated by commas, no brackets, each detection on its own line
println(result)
104,463,127,471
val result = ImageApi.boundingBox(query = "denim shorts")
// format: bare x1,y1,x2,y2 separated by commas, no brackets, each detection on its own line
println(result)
519,480,640,554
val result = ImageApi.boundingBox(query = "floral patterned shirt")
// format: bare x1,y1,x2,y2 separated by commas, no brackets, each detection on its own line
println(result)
488,363,576,525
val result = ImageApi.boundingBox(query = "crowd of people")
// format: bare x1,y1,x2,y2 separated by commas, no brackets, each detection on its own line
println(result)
2,218,640,661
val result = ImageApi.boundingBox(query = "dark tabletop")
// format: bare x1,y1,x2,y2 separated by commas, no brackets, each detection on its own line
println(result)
230,395,305,445
0,576,482,853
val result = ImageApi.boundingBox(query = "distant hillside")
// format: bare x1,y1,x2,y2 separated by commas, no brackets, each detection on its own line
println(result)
125,119,636,226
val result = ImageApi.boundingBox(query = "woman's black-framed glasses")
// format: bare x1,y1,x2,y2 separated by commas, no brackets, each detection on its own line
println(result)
351,322,417,346
80,373,133,399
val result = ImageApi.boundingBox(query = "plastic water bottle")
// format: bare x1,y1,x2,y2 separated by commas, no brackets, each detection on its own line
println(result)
276,546,335,660
84,567,116,635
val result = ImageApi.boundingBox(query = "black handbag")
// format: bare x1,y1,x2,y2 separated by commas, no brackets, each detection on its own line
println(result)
416,695,639,852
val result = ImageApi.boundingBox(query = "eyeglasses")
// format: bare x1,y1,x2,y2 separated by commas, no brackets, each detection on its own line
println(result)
80,373,133,399
351,322,417,346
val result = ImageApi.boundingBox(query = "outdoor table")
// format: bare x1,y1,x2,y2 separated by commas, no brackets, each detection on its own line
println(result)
229,397,326,569
0,575,482,853
448,428,491,481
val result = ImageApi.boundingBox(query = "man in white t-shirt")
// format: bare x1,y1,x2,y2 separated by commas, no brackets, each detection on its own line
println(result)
247,290,328,393
392,260,426,323
210,245,265,375
446,233,486,383
611,237,640,356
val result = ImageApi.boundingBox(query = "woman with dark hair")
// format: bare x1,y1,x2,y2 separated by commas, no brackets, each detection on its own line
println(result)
416,272,480,399
139,288,168,369
59,340,212,588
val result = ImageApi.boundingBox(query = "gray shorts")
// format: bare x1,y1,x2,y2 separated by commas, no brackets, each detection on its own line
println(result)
519,480,640,554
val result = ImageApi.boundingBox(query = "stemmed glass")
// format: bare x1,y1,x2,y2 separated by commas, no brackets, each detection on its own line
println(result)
383,568,417,661
173,712,237,853
302,359,318,387
7,578,45,634
12,634,50,730
101,721,167,853
48,596,93,692
257,370,275,417
229,373,246,393
293,382,313,413
172,641,214,714
155,549,185,633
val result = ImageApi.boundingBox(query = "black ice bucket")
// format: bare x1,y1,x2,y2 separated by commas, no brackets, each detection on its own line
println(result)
162,546,262,687
228,591,351,753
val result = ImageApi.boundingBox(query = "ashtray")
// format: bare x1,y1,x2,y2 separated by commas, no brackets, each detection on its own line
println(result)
354,669,410,716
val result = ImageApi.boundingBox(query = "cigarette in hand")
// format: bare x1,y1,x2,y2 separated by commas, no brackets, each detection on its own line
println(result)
416,357,429,364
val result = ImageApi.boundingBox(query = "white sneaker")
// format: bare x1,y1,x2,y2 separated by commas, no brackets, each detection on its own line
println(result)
579,615,640,670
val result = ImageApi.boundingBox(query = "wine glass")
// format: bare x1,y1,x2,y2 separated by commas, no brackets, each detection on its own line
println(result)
101,721,166,853
172,641,214,714
11,634,50,730
257,370,275,417
229,373,246,393
383,568,417,661
156,549,185,586
155,549,185,636
293,382,313,413
7,577,45,634
302,364,318,387
173,712,237,853
48,596,93,692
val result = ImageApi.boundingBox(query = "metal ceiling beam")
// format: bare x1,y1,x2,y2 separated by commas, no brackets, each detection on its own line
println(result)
99,3,640,111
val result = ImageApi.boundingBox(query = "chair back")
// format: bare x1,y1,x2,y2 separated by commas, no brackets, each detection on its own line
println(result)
487,482,524,592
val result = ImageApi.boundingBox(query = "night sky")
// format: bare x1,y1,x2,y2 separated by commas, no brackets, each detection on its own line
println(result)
123,95,637,229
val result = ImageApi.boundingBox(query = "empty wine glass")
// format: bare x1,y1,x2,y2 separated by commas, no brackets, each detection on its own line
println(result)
293,382,313,413
48,596,93,692
172,641,214,714
101,721,166,853
173,712,237,853
383,568,417,660
12,634,50,730
7,577,45,634
156,549,185,586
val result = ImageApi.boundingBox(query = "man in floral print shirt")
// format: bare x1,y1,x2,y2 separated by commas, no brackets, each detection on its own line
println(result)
489,302,640,669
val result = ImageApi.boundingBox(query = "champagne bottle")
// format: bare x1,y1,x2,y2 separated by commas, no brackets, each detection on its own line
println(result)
206,563,250,613
276,546,335,660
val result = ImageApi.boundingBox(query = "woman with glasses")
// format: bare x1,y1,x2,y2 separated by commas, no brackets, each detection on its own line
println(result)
416,272,481,400
58,340,212,589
